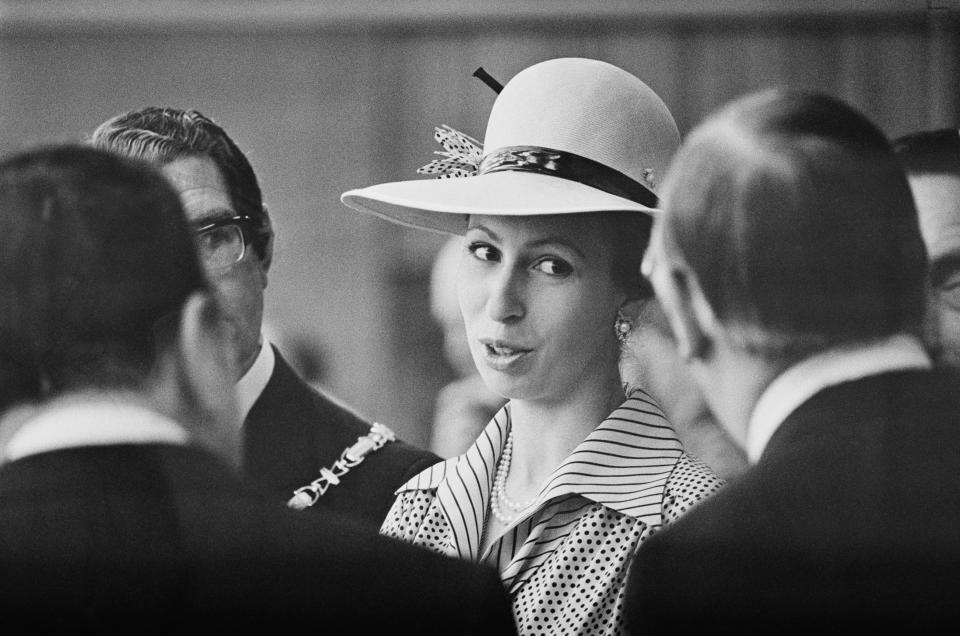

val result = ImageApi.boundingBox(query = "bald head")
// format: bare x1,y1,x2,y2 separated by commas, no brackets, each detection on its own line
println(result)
659,89,926,360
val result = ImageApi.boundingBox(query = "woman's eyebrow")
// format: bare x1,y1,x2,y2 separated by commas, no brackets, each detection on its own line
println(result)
465,224,501,242
525,237,586,259
466,224,587,259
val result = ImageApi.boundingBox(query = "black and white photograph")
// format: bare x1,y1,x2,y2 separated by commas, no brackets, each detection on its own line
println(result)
0,1,958,632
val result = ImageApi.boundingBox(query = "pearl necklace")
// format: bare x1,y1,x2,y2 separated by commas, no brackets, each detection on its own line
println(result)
490,429,537,526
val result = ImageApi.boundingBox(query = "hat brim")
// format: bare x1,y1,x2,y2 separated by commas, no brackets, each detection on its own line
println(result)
341,171,658,235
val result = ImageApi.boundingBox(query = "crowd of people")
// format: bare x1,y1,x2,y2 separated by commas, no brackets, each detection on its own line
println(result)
1,55,959,633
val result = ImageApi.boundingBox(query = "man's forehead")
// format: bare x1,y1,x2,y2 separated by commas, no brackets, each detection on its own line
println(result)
162,156,222,188
908,172,960,263
160,156,235,224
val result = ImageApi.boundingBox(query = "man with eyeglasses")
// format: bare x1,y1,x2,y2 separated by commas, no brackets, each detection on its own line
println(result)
894,129,960,368
91,108,439,526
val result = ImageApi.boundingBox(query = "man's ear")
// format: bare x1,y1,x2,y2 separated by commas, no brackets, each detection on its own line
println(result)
257,204,274,281
656,264,718,363
175,291,241,470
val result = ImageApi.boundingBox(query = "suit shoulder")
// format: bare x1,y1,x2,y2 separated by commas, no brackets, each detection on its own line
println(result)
301,382,441,475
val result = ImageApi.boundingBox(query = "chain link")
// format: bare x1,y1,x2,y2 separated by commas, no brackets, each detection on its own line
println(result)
286,422,396,511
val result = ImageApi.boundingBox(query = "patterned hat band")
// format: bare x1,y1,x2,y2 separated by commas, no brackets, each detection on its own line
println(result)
478,146,659,209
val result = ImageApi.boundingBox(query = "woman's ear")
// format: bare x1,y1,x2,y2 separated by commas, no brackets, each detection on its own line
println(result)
175,291,241,470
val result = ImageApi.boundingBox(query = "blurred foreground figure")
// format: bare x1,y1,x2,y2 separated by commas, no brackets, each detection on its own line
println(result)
894,129,960,368
0,145,516,633
92,108,438,525
628,91,960,631
429,236,505,457
621,299,747,480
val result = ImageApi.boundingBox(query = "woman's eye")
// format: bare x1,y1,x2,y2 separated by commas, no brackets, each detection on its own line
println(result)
534,258,572,276
468,242,500,262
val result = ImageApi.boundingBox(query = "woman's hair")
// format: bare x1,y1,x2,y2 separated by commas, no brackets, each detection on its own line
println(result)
660,89,926,360
598,210,655,301
90,106,273,267
0,145,207,411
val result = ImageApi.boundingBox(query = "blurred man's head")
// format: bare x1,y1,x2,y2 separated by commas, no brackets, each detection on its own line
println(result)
91,108,273,378
0,145,238,464
644,90,927,444
894,129,960,367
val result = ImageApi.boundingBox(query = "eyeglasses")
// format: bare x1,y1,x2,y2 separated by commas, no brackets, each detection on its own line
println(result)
935,280,960,312
193,215,255,270
929,256,960,312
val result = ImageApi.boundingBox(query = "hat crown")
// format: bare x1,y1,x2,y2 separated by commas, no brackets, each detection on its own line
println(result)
483,58,680,193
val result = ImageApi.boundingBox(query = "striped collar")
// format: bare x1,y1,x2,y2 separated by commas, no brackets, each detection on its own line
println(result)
396,390,682,560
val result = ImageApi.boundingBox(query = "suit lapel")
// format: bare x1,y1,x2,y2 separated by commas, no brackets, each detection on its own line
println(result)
242,351,322,488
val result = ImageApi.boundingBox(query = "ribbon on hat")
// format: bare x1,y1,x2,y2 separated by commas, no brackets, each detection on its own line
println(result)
417,126,483,179
417,126,659,208
478,145,658,208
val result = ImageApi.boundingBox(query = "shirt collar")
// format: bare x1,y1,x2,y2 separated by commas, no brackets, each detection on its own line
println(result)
1,400,189,463
398,390,683,559
747,334,932,463
537,390,683,519
235,335,275,425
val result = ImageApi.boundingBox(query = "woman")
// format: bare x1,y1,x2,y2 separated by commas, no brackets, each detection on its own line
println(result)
341,58,723,636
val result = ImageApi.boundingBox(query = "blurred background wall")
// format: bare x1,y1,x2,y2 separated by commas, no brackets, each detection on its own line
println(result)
1,0,957,447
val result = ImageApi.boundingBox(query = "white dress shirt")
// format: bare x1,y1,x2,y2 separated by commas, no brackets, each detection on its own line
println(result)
2,400,189,463
746,334,932,463
235,336,275,425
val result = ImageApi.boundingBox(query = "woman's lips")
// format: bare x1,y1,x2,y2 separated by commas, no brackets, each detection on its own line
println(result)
479,340,533,371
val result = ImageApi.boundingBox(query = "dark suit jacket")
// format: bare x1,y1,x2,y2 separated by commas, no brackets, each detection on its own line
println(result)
0,442,516,634
626,369,960,632
243,348,440,526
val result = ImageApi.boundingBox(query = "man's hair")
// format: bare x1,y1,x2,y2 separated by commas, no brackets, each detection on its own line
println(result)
893,128,960,177
660,89,927,360
90,107,272,267
0,145,208,411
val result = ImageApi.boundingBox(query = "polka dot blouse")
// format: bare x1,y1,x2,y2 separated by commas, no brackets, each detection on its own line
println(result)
381,390,725,635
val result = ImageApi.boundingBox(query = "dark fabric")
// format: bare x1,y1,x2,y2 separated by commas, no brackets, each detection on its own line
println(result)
626,369,960,632
0,442,516,634
243,348,440,526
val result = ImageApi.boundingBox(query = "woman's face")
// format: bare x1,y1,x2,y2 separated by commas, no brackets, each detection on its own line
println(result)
458,214,626,402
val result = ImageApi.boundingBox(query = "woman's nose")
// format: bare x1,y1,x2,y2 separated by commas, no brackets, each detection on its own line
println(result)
486,268,525,323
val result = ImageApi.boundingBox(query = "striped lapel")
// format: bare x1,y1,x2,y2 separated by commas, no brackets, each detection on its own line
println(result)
396,391,680,564
432,406,509,560
534,389,682,527
478,390,682,592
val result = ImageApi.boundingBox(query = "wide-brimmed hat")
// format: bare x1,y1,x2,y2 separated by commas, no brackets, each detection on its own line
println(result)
340,57,680,234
